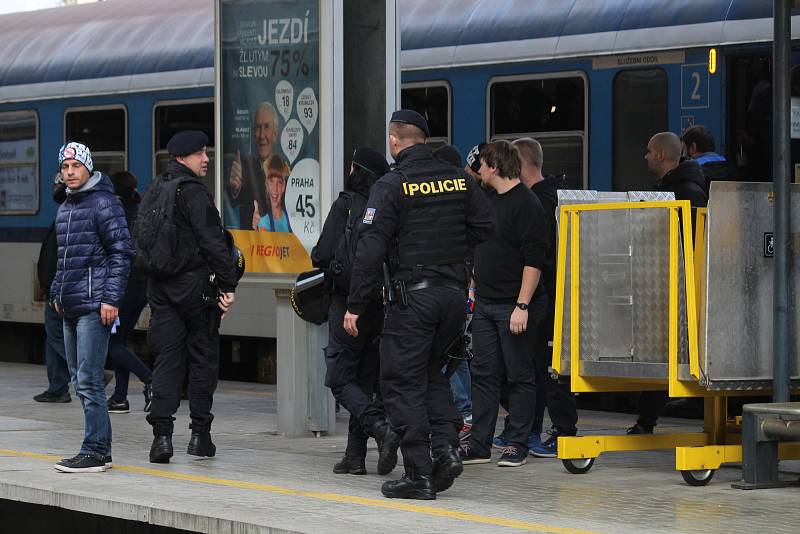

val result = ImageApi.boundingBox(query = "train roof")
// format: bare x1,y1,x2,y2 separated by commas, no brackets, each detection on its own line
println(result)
0,0,213,103
401,0,800,70
0,0,798,103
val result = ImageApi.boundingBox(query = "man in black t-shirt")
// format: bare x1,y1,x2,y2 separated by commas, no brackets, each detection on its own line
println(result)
462,140,548,468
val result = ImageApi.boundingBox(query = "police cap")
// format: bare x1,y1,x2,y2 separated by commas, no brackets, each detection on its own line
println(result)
352,146,390,177
389,109,430,138
167,130,209,157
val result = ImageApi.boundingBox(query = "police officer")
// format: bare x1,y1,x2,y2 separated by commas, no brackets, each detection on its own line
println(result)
146,131,238,463
311,147,400,476
344,110,495,499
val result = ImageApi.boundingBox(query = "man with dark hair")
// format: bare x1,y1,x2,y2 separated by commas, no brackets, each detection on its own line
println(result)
462,140,548,468
344,110,495,499
511,137,577,458
311,147,399,476
51,142,133,473
146,130,238,463
680,125,739,190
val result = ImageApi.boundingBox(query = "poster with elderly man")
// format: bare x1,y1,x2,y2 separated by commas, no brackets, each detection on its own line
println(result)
219,0,320,273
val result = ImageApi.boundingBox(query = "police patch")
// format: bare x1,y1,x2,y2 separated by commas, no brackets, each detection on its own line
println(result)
363,207,376,224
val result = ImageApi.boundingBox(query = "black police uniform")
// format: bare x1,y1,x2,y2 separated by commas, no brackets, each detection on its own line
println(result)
146,157,238,453
311,156,398,476
348,143,495,491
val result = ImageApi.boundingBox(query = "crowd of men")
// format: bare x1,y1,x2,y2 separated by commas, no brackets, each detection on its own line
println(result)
34,109,719,498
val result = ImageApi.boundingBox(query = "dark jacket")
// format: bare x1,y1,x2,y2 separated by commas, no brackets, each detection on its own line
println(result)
657,158,708,207
166,160,238,292
694,152,740,192
51,172,134,317
531,174,567,297
37,222,58,300
121,194,147,289
347,144,495,315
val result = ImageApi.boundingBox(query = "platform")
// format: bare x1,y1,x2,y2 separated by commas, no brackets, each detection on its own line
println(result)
1,361,799,534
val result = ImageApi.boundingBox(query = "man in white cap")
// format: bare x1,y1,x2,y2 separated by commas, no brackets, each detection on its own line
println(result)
51,141,133,473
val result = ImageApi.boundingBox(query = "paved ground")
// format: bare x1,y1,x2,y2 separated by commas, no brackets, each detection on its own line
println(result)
1,361,799,533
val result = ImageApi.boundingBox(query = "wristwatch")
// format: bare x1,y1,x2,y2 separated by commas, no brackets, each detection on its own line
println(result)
515,302,528,310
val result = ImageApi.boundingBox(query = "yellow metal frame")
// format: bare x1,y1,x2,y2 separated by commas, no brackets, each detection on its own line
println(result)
550,201,799,473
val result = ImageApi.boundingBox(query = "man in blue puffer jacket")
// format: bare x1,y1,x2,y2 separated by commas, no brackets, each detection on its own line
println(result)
50,141,134,473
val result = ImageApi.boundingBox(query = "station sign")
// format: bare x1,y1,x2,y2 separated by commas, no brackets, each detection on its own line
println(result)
218,0,320,273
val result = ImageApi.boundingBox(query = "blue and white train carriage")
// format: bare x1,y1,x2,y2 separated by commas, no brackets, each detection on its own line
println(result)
0,0,795,374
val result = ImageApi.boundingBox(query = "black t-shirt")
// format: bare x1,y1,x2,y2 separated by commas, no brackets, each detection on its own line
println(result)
474,182,547,303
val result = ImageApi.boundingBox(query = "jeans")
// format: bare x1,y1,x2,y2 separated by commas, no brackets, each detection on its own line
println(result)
468,295,545,456
448,358,472,420
109,285,152,402
63,311,113,457
44,304,70,396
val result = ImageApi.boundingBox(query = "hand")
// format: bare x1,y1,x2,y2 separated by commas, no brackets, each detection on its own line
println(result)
343,311,359,337
218,292,235,319
100,303,119,326
229,150,243,193
251,200,261,230
52,300,61,315
509,307,528,335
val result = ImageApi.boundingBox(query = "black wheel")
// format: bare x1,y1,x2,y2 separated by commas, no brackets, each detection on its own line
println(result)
562,457,595,474
680,469,715,486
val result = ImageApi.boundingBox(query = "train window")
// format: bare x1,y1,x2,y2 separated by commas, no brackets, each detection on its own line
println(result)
401,82,450,147
0,110,39,215
488,73,587,189
65,106,127,176
612,69,668,192
153,100,215,195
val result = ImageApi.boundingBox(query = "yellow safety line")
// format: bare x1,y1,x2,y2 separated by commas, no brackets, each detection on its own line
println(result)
0,448,596,534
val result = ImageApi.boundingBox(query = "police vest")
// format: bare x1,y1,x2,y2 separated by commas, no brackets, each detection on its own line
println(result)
394,163,469,274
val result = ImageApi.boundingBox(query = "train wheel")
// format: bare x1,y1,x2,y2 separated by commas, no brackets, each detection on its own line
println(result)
562,457,595,474
680,469,715,486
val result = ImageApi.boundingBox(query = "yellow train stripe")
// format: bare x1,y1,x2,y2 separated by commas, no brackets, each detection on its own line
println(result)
0,448,596,534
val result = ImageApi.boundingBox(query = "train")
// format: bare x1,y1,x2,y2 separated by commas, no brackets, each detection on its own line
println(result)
0,0,795,380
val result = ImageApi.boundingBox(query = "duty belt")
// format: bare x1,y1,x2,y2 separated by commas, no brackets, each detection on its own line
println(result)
400,279,464,293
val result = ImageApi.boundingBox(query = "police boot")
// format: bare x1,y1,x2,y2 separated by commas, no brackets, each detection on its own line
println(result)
149,434,173,464
333,433,367,475
187,426,216,458
432,445,463,493
381,469,435,500
369,420,400,475
333,456,367,475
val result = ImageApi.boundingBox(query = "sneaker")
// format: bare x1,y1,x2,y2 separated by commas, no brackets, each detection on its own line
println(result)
530,430,558,458
104,455,113,469
626,423,653,435
527,431,542,451
497,444,528,467
492,435,509,449
54,454,106,473
107,398,130,414
458,422,472,442
143,382,152,413
459,444,491,465
33,390,71,403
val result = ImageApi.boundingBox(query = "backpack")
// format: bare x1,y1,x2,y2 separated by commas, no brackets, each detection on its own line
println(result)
134,174,195,279
330,191,367,294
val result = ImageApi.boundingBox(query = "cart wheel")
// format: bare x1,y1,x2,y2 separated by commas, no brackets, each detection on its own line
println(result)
680,469,715,486
562,457,595,474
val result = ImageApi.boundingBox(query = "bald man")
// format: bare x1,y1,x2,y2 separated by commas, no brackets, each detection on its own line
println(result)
629,132,708,435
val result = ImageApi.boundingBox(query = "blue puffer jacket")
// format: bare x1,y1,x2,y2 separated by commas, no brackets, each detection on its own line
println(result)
50,172,134,317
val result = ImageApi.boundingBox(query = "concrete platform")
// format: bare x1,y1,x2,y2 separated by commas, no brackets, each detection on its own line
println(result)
1,361,799,533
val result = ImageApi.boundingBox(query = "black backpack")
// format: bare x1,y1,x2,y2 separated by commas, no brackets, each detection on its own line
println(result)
134,174,194,279
330,191,367,294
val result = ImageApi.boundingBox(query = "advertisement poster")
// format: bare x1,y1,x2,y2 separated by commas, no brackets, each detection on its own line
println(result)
0,137,38,215
220,0,320,273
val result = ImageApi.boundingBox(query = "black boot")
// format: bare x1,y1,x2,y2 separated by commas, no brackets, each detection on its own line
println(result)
369,420,400,475
432,445,463,493
333,456,367,475
149,434,173,463
381,470,435,500
187,430,216,458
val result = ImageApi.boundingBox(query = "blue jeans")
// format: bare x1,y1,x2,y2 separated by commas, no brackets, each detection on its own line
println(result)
448,359,472,420
63,311,112,457
109,285,152,402
44,304,70,395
